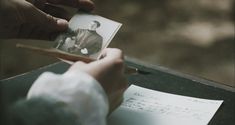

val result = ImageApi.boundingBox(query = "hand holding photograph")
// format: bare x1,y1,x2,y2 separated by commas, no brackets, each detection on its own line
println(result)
16,13,137,74
54,13,122,59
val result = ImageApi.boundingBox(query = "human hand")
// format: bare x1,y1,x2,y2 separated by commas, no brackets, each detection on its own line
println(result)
67,48,128,113
0,0,94,39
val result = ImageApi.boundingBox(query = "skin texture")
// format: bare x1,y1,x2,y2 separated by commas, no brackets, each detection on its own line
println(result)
0,0,94,39
67,48,128,113
0,0,127,113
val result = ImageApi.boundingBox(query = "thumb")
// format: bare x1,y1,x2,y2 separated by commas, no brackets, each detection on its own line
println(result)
24,3,68,32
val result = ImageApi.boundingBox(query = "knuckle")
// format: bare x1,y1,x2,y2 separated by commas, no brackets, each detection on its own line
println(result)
113,48,123,54
46,14,55,20
113,58,125,69
74,61,85,66
114,49,124,59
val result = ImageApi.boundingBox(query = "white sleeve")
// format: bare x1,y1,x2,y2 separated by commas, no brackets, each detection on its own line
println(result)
27,70,109,125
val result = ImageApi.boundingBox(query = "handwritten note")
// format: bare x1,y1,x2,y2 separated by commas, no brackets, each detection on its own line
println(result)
108,85,223,125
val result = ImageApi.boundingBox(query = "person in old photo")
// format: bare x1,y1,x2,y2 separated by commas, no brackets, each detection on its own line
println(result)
55,20,103,56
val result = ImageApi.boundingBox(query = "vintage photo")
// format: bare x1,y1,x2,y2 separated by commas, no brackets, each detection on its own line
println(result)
54,13,122,59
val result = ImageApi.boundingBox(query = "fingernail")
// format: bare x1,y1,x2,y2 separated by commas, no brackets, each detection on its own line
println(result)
78,0,95,11
57,19,68,30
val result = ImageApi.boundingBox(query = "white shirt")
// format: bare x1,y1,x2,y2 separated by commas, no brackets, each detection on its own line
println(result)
27,70,109,125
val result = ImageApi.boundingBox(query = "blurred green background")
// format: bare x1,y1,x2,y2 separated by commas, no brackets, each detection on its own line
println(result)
0,0,234,87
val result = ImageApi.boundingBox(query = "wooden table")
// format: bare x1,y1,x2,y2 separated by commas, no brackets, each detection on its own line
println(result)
1,58,234,125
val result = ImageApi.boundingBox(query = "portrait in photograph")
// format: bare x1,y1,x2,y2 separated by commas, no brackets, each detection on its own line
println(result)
54,13,122,59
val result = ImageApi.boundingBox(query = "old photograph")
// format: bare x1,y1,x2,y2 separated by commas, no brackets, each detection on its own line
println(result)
54,13,122,59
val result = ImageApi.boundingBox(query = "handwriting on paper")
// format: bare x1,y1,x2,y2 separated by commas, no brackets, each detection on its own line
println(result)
116,85,223,125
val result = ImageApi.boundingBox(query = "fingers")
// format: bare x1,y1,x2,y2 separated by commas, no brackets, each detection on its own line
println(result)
102,48,124,58
22,2,68,33
99,48,124,64
18,23,36,38
76,0,95,11
65,48,127,113
30,0,95,12
27,0,46,10
48,0,95,11
21,0,94,39
43,3,70,20
26,0,94,21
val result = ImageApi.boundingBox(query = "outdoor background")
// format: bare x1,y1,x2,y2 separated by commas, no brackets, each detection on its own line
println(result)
0,0,234,87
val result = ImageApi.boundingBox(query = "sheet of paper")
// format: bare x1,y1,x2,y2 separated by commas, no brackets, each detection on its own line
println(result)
108,85,223,125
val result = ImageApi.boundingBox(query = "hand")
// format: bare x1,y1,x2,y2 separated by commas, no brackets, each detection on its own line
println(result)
0,0,94,39
67,48,128,113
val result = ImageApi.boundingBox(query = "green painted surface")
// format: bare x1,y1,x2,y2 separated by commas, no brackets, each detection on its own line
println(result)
1,61,234,125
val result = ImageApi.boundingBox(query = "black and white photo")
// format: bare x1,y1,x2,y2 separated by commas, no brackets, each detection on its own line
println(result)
54,13,122,59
